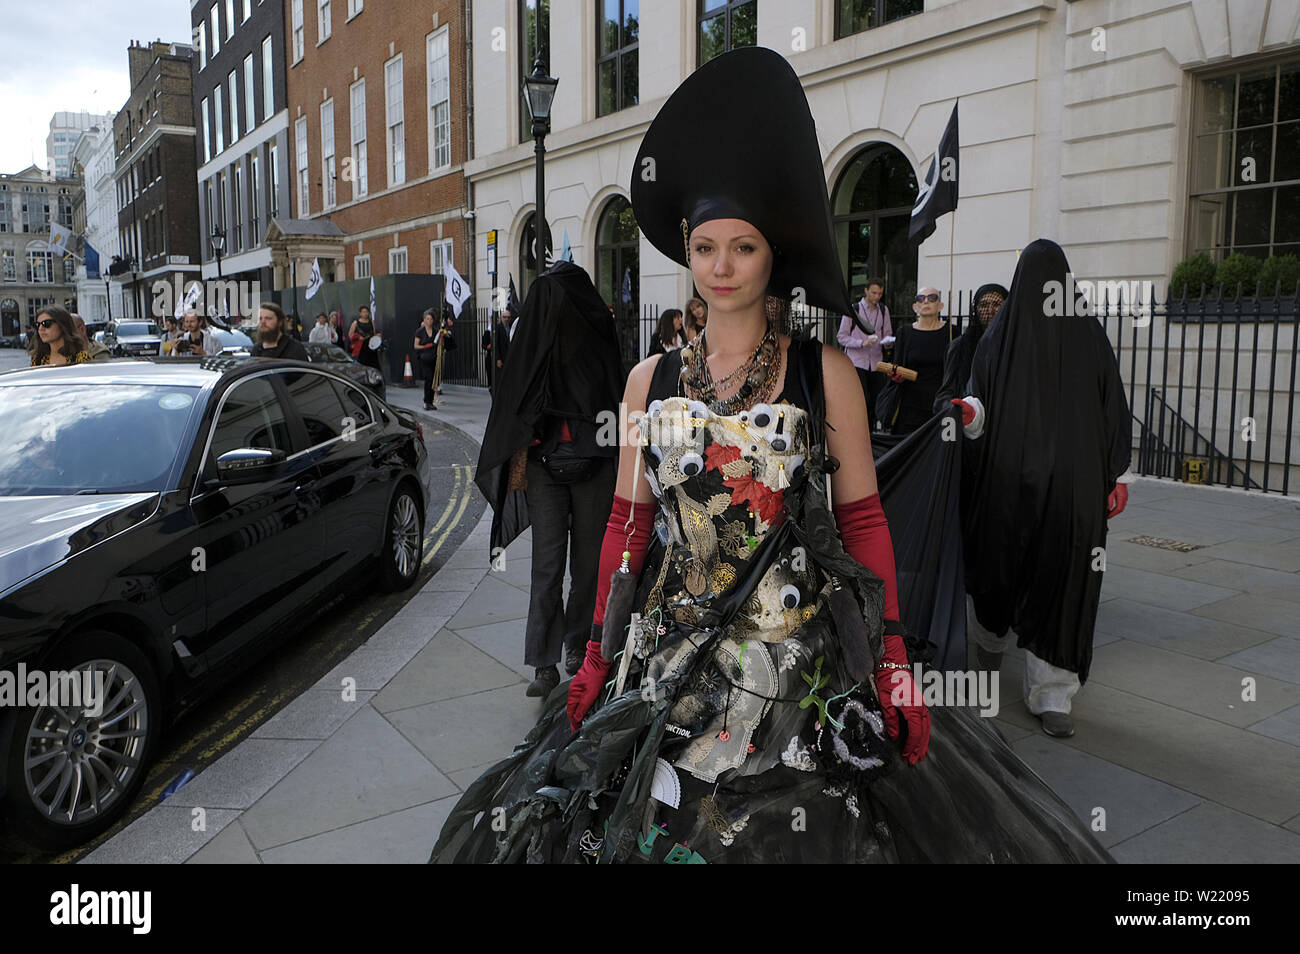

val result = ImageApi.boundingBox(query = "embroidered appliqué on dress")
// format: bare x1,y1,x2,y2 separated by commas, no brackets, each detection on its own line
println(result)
781,736,817,773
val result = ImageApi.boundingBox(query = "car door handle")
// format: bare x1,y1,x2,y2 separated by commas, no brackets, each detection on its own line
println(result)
294,479,317,495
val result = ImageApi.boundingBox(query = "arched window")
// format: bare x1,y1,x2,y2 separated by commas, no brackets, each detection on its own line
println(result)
595,195,639,368
832,143,918,319
518,211,546,297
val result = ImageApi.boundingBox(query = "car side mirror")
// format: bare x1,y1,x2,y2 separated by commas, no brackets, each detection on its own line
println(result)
215,447,288,485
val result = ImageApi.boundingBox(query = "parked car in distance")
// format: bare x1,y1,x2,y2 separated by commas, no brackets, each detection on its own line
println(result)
211,327,255,354
0,357,429,849
103,320,164,357
303,343,387,399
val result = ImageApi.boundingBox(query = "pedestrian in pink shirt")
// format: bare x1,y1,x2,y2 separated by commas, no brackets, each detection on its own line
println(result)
837,278,893,431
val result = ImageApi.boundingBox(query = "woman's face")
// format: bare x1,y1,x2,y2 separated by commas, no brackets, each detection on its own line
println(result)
688,219,773,317
37,315,63,347
423,313,434,327
673,314,683,332
691,302,705,320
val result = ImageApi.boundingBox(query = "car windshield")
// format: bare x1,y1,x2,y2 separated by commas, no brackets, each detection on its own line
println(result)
118,323,160,337
0,383,200,495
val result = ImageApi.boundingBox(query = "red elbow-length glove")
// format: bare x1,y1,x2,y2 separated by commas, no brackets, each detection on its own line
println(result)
567,494,656,731
833,493,930,764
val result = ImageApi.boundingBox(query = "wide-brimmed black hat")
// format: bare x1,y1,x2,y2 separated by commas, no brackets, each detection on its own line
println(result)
631,47,852,316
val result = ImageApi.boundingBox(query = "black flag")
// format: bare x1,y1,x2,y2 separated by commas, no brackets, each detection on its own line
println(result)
909,101,959,245
507,275,521,315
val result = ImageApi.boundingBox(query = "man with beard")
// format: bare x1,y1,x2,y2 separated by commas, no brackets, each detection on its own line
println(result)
250,302,309,360
951,241,1131,739
934,282,1006,413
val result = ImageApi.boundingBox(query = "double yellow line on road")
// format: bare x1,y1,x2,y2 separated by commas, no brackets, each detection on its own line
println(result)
422,463,476,569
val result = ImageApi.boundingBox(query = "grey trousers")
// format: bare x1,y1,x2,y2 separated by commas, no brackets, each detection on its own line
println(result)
966,595,1081,715
523,456,617,669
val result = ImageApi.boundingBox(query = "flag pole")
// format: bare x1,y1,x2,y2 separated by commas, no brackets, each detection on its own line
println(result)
948,209,956,341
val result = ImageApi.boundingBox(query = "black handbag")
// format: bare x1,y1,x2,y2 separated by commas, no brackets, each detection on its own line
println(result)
540,441,595,484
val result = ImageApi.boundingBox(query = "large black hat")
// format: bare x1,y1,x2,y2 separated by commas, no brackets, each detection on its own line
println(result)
631,47,852,316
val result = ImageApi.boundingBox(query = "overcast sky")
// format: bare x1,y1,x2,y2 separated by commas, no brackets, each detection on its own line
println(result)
0,0,193,173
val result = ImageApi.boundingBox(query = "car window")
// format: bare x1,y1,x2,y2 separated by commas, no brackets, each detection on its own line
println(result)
331,380,374,430
278,370,348,446
208,376,293,463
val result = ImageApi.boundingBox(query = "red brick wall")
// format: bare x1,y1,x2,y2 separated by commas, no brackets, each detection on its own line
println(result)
284,0,470,278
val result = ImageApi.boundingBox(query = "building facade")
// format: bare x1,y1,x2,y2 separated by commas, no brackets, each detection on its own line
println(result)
282,0,471,305
47,111,113,180
0,165,79,337
69,122,125,324
114,40,202,320
464,0,1300,324
192,0,293,296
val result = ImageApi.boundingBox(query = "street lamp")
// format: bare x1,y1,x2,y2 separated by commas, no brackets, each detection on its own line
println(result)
210,226,226,280
522,53,558,269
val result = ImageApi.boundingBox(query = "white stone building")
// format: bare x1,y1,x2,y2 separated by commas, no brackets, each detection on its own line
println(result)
465,0,1300,329
69,123,126,323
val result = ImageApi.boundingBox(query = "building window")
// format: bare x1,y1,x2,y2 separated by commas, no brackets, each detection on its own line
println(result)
198,24,207,71
295,116,309,215
597,0,638,118
834,0,923,39
321,99,336,210
318,0,332,43
216,170,227,238
249,151,261,243
595,195,638,324
262,35,275,120
244,55,256,131
350,78,368,199
518,1,551,142
225,0,235,38
1189,60,1300,266
215,85,225,154
211,4,221,56
430,238,453,274
385,54,405,186
232,160,244,252
428,28,451,172
698,1,755,67
27,247,53,283
269,141,281,218
348,0,363,18
1,249,15,281
242,0,251,22
354,253,370,277
292,0,305,63
389,246,408,273
229,70,240,145
832,142,919,318
201,97,211,162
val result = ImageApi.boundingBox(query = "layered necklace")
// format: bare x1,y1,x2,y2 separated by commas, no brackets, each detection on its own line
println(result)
680,320,781,415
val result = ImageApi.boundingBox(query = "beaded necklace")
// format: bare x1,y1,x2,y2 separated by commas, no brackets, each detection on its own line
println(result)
679,320,781,415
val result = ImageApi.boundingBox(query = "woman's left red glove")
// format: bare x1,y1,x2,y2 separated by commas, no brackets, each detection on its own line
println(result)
567,640,612,731
872,631,930,765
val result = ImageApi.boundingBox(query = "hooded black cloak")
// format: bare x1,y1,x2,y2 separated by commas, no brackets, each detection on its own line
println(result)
934,282,1007,411
475,261,626,552
963,240,1131,679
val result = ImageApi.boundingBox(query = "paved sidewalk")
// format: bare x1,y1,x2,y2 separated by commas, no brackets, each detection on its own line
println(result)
84,388,1300,863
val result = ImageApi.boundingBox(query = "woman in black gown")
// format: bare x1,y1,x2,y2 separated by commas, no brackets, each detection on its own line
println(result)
878,288,951,435
430,48,1109,865
350,305,381,372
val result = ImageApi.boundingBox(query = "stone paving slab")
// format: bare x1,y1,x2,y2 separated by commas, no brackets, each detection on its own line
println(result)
1218,637,1300,685
386,683,544,777
447,575,533,630
163,739,319,810
1172,560,1300,604
83,807,243,865
1098,565,1240,612
1247,703,1300,747
1190,593,1300,638
1094,598,1276,660
996,683,1300,824
372,630,524,713
1109,802,1300,864
237,706,457,851
258,797,457,864
1087,639,1300,728
187,819,261,864
251,689,377,741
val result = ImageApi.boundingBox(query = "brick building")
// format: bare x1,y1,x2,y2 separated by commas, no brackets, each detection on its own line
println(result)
114,40,201,320
283,0,471,302
193,0,292,296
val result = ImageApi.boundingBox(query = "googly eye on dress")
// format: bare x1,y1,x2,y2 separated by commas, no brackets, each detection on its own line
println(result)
648,445,665,465
786,454,806,478
686,400,710,421
679,452,704,477
646,399,665,419
749,403,775,430
779,584,802,609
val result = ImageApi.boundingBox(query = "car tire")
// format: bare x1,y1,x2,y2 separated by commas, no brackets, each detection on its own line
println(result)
3,631,161,851
379,482,424,592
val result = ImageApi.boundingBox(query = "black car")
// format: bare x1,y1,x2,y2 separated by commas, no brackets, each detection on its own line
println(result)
303,343,386,400
0,357,430,848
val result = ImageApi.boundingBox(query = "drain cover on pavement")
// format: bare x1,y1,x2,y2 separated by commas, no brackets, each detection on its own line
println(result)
1128,535,1203,552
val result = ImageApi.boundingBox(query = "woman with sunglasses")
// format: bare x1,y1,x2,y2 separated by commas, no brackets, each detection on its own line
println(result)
29,305,92,367
877,287,950,435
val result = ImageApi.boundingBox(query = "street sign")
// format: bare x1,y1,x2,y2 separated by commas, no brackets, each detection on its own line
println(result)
486,229,497,275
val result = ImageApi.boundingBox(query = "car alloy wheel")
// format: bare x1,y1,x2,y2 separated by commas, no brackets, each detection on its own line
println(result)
5,631,159,850
380,485,423,591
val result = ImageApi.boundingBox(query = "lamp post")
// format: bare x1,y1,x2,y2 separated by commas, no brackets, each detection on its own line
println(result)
210,226,226,280
522,53,558,272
